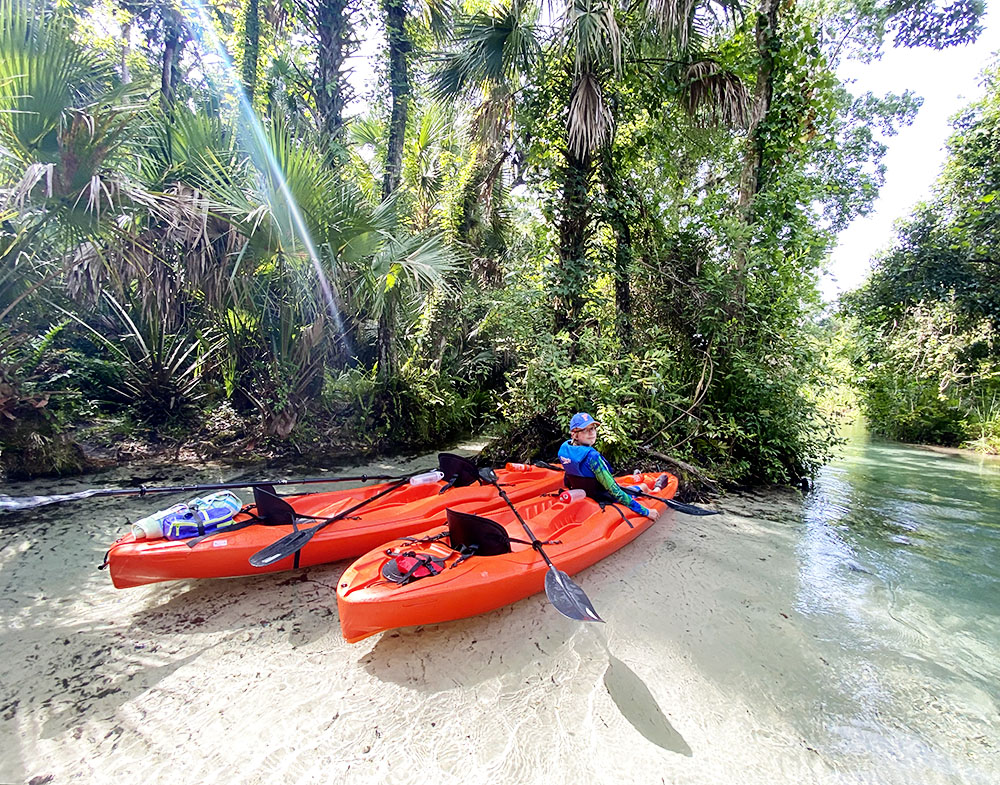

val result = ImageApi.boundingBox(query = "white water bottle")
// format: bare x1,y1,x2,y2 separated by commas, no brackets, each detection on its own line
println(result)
633,470,642,484
409,470,445,486
130,503,187,540
559,489,586,503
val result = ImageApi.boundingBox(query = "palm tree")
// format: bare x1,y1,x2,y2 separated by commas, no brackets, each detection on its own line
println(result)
380,0,453,200
433,0,748,347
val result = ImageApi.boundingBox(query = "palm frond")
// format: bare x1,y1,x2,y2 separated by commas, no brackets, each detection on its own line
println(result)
564,0,623,76
431,3,541,97
567,71,613,156
643,0,697,52
0,0,115,164
679,59,750,128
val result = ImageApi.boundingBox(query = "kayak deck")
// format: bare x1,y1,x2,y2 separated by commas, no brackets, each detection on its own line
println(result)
106,463,564,588
336,471,679,643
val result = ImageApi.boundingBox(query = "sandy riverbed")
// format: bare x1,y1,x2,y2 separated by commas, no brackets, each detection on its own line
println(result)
2,447,996,785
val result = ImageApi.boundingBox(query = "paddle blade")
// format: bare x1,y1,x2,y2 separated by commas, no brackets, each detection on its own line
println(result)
248,528,316,567
0,489,104,512
663,498,719,516
478,466,499,484
544,567,603,623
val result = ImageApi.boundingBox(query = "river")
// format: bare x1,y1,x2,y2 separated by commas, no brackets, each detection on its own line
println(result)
1,430,997,784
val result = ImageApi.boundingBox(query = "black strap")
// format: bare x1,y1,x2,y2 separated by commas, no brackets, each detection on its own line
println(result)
601,501,634,529
438,476,458,495
387,552,445,585
451,544,478,567
389,531,451,550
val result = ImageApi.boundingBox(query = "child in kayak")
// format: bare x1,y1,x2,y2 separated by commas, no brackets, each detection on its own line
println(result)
557,412,666,521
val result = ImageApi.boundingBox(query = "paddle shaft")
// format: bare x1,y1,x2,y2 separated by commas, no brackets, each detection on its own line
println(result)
492,484,558,570
4,474,406,507
486,473,603,623
102,474,407,498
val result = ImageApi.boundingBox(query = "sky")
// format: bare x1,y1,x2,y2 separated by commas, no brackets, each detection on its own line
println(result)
824,6,1000,300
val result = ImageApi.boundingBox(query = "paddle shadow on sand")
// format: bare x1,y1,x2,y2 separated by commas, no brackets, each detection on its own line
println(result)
603,654,692,756
359,603,693,757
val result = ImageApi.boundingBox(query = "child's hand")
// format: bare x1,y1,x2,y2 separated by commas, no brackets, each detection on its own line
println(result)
647,508,661,521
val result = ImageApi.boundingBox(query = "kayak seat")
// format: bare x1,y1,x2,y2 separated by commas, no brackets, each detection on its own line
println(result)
438,453,482,494
446,509,513,556
253,485,305,527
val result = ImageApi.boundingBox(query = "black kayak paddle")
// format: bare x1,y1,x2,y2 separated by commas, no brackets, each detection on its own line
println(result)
0,473,408,513
248,476,414,567
479,467,602,624
629,488,719,516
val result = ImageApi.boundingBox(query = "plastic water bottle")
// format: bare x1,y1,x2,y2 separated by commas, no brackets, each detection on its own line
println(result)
509,463,529,472
559,489,586,503
633,470,642,484
130,504,186,540
409,470,445,486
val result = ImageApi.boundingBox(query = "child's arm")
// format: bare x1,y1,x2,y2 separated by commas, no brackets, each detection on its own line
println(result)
584,452,650,516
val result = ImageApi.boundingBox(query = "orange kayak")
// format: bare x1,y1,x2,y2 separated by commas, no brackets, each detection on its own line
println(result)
106,461,564,589
336,471,679,643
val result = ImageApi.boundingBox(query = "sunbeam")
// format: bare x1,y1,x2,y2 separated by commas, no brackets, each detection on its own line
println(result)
181,0,351,354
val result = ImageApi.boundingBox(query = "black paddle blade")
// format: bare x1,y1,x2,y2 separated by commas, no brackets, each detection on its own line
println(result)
478,466,499,484
544,567,603,623
663,497,719,516
248,527,318,567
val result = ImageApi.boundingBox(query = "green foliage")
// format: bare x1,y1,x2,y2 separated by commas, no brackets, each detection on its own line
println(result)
0,0,987,479
843,63,1000,452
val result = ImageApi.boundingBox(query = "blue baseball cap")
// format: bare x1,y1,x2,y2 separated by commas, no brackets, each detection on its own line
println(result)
569,412,600,431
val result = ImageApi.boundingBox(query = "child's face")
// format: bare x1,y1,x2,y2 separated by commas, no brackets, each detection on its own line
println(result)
572,424,598,446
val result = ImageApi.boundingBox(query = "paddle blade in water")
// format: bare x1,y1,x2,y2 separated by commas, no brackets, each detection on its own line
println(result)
0,489,103,512
544,568,603,623
248,528,316,567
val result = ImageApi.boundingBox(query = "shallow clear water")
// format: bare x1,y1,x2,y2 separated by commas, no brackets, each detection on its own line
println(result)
1,432,998,784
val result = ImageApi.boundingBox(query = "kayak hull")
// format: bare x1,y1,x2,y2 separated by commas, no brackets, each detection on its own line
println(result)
106,464,564,588
336,472,679,643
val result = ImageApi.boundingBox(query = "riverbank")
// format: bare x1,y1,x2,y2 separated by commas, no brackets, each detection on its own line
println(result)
3,438,998,785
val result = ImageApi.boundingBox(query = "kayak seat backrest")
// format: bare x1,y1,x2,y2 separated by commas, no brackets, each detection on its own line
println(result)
438,453,481,488
446,508,511,556
253,485,297,527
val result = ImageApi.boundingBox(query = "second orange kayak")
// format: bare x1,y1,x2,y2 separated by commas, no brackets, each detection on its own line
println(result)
336,471,679,643
105,457,564,588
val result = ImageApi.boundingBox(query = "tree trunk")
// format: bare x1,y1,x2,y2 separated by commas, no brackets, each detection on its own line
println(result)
553,147,593,350
161,36,177,102
732,0,781,311
315,0,352,144
600,151,633,346
121,21,131,84
376,299,397,381
161,8,183,105
239,0,261,102
381,0,410,199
